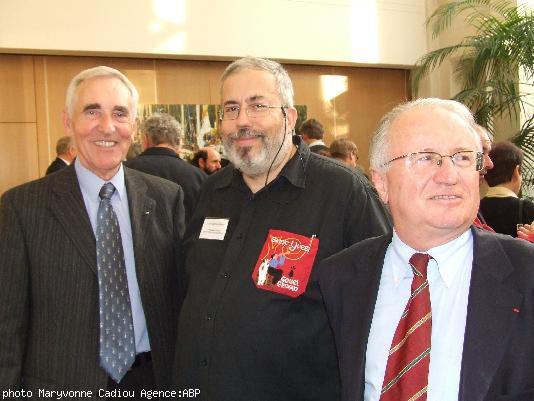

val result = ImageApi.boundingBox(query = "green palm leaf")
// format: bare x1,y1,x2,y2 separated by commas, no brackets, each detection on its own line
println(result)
413,0,533,195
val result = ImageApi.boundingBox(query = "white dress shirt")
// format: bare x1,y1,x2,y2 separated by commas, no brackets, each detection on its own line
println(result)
75,159,150,354
365,229,474,401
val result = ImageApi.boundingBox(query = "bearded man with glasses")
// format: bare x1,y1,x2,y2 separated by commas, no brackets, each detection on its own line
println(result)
319,98,534,401
172,56,391,401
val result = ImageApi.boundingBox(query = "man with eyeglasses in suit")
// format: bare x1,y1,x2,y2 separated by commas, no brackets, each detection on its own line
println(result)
172,56,391,401
319,98,534,401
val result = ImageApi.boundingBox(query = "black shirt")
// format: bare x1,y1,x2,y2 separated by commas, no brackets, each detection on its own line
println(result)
174,137,391,401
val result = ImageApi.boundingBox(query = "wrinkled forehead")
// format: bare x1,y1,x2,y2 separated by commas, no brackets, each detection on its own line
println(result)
74,76,133,110
221,69,280,103
389,106,479,154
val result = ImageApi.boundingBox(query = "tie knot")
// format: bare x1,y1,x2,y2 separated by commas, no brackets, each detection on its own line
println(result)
409,252,430,279
99,182,116,200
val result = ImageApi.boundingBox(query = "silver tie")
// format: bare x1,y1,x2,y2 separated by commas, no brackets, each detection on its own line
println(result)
96,182,135,382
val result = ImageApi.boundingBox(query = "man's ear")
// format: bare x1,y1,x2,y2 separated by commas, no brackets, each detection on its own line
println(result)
513,165,521,181
285,107,298,133
370,168,389,204
62,109,72,133
199,158,206,169
142,135,150,150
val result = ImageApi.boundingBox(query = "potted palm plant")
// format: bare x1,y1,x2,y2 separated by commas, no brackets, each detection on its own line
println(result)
411,0,533,196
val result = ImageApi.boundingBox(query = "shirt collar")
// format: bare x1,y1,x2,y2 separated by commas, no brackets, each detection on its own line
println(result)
390,229,472,288
75,159,126,202
309,139,326,146
485,185,518,198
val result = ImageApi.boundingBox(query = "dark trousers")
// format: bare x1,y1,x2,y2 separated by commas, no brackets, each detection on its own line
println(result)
107,353,156,400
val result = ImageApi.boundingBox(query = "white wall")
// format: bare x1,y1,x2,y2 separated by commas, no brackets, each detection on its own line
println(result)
0,0,427,67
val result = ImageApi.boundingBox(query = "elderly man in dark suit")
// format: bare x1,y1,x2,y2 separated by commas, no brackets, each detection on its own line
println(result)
126,112,206,224
319,98,534,401
45,135,76,175
45,135,77,175
0,66,184,399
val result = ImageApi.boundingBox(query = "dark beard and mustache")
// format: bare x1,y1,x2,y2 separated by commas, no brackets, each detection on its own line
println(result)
222,128,292,177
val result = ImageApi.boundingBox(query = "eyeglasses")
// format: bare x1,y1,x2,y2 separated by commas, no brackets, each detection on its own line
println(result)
218,103,286,121
382,150,483,172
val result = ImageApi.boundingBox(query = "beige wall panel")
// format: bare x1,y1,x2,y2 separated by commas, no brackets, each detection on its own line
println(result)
2,54,409,183
288,64,336,140
155,60,226,104
34,56,53,174
0,55,35,123
289,65,408,169
0,123,38,195
332,67,409,169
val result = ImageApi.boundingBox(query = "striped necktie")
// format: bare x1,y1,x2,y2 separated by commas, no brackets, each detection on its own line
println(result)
380,252,432,401
97,182,136,382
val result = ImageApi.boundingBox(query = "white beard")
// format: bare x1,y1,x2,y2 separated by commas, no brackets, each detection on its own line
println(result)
223,127,293,178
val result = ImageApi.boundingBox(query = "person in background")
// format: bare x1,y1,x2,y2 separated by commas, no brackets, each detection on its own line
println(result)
125,141,143,160
173,56,391,401
126,112,206,223
480,141,534,237
329,137,368,177
299,117,329,154
473,124,495,231
320,98,534,401
190,146,222,175
45,135,77,175
329,138,359,167
0,66,185,397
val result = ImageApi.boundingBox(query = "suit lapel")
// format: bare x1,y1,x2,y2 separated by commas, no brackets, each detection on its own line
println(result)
124,169,155,279
50,165,97,273
339,236,391,399
459,229,523,401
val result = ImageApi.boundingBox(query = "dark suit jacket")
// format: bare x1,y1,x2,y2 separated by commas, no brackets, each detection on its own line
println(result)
45,157,68,175
309,143,329,154
480,196,534,237
319,228,534,401
126,147,206,223
0,165,185,398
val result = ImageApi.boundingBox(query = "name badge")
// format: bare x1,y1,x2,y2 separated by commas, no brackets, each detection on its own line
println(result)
199,218,229,240
252,229,319,298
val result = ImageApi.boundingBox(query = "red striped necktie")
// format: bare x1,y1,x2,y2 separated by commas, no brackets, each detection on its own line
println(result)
380,253,432,401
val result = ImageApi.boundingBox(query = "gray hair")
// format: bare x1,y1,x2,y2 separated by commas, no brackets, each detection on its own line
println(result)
55,135,73,155
141,113,182,147
474,124,494,144
65,66,139,119
221,57,295,107
369,98,480,171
